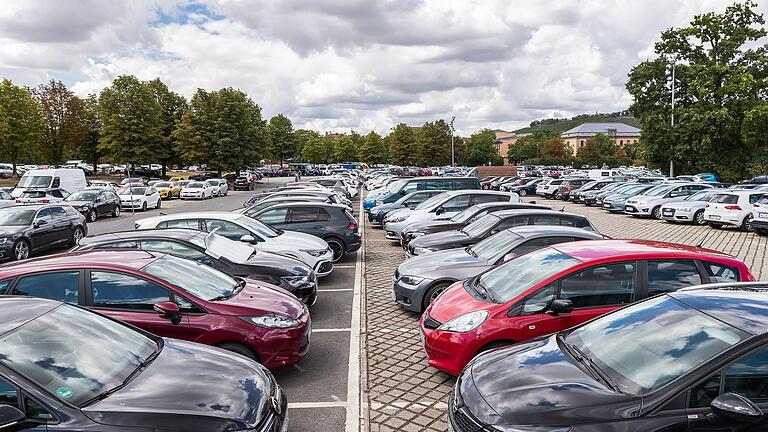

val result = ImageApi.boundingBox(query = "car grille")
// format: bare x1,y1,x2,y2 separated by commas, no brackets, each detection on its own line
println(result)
423,314,441,330
318,261,333,274
394,269,400,280
451,407,483,432
663,208,675,217
299,322,311,355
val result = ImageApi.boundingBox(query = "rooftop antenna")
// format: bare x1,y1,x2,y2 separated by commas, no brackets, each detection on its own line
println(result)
695,229,710,249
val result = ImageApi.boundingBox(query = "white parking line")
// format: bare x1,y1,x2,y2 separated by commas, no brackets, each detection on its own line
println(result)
345,196,364,432
312,328,352,333
333,264,356,269
288,401,347,409
317,288,354,292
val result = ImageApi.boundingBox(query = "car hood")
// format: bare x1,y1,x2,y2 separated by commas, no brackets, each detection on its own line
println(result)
386,208,413,220
466,336,640,426
0,226,24,237
427,281,492,323
374,203,403,213
410,230,472,249
275,231,328,250
410,219,464,234
246,252,312,276
205,279,305,319
398,248,485,275
83,338,275,431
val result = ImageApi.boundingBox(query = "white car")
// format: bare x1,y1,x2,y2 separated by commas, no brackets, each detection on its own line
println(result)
383,190,520,241
535,178,553,196
659,189,720,225
207,179,228,197
15,188,69,204
751,194,768,235
703,189,766,231
134,212,335,276
624,182,714,219
180,181,214,199
118,186,161,211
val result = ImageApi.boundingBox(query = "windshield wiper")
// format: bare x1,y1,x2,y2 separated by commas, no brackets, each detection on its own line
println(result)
560,336,620,392
466,246,477,258
80,343,162,407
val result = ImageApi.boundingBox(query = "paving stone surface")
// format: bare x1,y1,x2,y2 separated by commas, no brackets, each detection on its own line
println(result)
362,194,768,432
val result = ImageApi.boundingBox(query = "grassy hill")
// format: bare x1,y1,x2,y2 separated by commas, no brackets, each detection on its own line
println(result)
512,112,641,135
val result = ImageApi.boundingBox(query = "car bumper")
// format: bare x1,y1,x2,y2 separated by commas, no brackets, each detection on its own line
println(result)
120,201,144,208
392,276,432,312
158,190,170,198
314,260,334,277
383,221,408,240
661,208,695,222
181,193,204,199
256,315,312,369
420,317,478,376
751,218,768,230
704,212,743,226
624,204,651,216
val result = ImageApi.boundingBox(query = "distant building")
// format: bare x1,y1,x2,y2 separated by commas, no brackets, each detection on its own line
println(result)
494,130,518,165
561,122,641,155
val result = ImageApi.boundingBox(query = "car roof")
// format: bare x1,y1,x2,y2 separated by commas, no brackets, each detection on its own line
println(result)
670,283,768,335
80,228,203,245
0,296,62,335
506,225,604,239
490,209,586,218
0,250,162,278
254,202,346,210
137,212,245,224
552,239,730,262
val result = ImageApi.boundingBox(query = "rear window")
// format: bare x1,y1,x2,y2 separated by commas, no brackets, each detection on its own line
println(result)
702,262,740,283
712,194,738,204
20,191,45,198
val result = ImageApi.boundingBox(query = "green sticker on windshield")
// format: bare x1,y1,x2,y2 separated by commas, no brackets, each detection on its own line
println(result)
56,387,73,399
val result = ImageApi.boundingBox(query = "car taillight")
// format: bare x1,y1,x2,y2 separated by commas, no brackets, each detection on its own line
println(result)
724,205,741,210
346,222,358,231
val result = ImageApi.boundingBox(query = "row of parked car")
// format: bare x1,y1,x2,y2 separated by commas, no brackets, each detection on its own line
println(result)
362,173,768,431
0,171,367,431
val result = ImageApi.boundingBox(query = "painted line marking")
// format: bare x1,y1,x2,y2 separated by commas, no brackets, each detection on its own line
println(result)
333,264,356,269
318,288,354,292
288,401,347,409
345,195,364,432
313,328,352,333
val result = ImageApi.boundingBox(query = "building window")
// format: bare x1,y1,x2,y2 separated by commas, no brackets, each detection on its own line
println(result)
620,140,624,145
580,140,584,145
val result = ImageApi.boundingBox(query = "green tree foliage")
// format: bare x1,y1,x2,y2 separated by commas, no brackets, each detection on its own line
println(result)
464,129,502,166
32,80,92,166
0,80,44,176
388,123,419,165
540,136,570,163
507,131,554,163
147,79,187,175
300,134,327,163
334,135,358,162
267,114,296,164
576,137,601,165
358,131,388,164
76,94,102,171
626,1,768,180
593,132,617,156
97,75,163,165
293,129,318,159
417,120,451,166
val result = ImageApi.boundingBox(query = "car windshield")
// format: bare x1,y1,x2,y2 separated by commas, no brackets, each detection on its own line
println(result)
477,247,580,302
566,295,744,396
66,191,98,201
643,185,674,196
235,215,278,238
469,230,522,260
580,181,598,190
155,182,171,188
0,304,157,406
17,175,52,188
0,209,35,225
187,182,205,188
20,191,46,198
461,214,500,237
121,187,146,195
687,190,716,201
142,255,239,300
451,206,480,222
414,194,445,210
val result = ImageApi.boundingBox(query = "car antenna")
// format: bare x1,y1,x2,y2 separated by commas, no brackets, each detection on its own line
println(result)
560,206,565,212
159,212,166,216
695,231,710,249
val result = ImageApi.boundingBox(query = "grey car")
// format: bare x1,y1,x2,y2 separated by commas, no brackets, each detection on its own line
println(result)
368,190,446,226
600,184,657,212
244,202,361,262
392,226,604,312
660,189,720,224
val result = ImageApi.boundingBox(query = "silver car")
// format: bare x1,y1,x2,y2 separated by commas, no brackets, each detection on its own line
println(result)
660,189,719,224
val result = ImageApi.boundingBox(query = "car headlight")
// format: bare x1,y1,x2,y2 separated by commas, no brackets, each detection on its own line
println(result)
0,238,7,245
300,249,327,257
680,207,691,212
437,310,489,333
78,205,89,211
281,275,312,288
375,200,383,206
409,232,425,238
388,215,408,223
133,199,141,202
413,247,433,255
399,275,424,285
242,314,299,328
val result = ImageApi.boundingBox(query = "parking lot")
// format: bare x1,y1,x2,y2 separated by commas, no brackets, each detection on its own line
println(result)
361,192,768,432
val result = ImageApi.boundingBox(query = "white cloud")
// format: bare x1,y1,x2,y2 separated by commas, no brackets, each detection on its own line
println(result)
0,0,764,134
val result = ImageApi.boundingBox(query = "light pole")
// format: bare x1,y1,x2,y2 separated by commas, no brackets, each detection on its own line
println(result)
669,56,677,178
450,116,456,167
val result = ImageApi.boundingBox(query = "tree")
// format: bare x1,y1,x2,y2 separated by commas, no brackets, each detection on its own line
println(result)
593,132,617,156
417,120,451,166
576,137,601,165
76,94,101,172
0,80,44,176
97,75,164,166
300,134,327,163
267,114,296,165
508,131,553,163
334,135,358,162
147,79,187,175
464,129,502,166
540,136,570,163
32,80,91,166
293,129,318,159
388,123,419,166
358,131,388,164
626,1,768,180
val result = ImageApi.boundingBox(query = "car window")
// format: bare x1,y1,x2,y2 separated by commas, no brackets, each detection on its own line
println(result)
318,208,332,222
472,194,505,205
689,373,722,408
522,284,556,314
50,190,64,198
439,195,470,212
91,271,171,310
647,260,702,296
204,219,252,241
713,194,738,204
702,262,740,283
513,237,573,256
559,262,635,308
0,377,18,408
289,207,319,223
140,240,210,263
258,209,289,225
495,216,529,230
51,177,60,188
750,194,764,204
13,271,80,303
158,219,199,230
532,215,561,226
24,394,53,420
34,208,52,222
724,347,768,403
49,206,68,218
425,180,450,190
91,241,140,249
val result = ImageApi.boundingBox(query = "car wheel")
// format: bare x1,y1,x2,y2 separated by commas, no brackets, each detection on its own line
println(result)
224,190,227,196
71,226,84,246
326,238,345,263
554,191,562,200
422,282,452,311
141,202,147,212
709,222,723,229
741,214,753,232
519,189,527,196
217,342,259,362
87,210,97,222
694,210,705,225
156,198,161,209
112,206,121,217
652,206,662,219
12,239,30,261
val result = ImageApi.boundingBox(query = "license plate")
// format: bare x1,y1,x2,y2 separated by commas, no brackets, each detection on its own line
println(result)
625,206,635,212
602,204,610,208
710,215,721,220
760,213,768,219
663,209,674,215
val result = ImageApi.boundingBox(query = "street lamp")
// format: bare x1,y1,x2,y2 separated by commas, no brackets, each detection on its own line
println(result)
450,116,456,167
669,55,677,178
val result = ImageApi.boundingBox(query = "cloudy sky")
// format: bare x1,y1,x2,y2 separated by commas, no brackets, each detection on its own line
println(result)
0,0,764,135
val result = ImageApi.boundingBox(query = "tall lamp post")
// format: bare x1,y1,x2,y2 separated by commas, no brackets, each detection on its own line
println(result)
450,116,456,167
669,55,677,178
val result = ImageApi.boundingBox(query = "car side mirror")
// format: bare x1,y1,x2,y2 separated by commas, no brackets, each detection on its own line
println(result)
0,405,26,430
154,301,181,325
34,219,47,228
711,393,764,423
501,252,517,262
240,234,257,243
435,207,446,215
548,299,573,314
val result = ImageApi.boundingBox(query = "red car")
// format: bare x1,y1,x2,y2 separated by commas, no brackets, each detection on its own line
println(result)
420,239,754,376
0,250,311,369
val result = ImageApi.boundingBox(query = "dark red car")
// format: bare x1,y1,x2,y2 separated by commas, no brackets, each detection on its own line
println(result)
0,249,310,369
420,239,754,375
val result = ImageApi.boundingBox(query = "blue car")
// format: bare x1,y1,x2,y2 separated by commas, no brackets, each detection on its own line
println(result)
696,172,718,182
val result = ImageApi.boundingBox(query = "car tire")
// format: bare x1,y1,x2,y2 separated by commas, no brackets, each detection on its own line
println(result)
112,206,121,217
141,202,147,212
652,206,662,219
422,281,453,311
709,222,723,229
71,226,84,246
87,210,97,222
741,214,753,232
694,210,705,225
156,198,161,209
326,238,345,263
519,190,527,196
12,239,30,261
554,191,562,200
217,342,259,362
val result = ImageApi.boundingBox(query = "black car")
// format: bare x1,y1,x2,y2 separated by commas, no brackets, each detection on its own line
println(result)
245,203,361,262
0,296,286,432
406,209,596,256
502,178,544,196
72,228,319,305
451,282,768,432
63,188,121,222
368,190,446,226
569,179,625,203
0,205,86,261
233,176,254,191
400,201,552,247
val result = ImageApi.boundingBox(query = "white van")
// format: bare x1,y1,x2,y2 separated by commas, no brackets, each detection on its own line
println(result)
12,169,87,198
587,169,623,179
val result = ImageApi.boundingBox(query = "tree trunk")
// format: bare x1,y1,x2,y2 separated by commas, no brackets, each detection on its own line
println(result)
161,161,167,178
